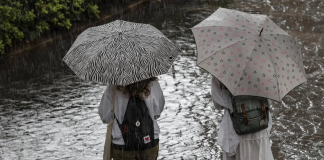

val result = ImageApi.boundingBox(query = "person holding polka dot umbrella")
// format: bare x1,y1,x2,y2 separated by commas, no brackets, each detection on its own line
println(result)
191,7,306,160
191,7,306,101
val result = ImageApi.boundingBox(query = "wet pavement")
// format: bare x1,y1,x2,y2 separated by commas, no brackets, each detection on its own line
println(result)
0,0,323,159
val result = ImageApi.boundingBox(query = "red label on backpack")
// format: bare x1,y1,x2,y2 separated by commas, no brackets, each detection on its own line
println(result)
143,135,151,144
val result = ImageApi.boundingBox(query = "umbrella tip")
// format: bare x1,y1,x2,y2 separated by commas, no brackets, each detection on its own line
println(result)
119,32,122,35
259,28,264,36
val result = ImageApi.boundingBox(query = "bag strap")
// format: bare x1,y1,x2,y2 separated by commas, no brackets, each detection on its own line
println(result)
103,86,117,160
241,104,248,125
112,86,117,119
260,100,266,119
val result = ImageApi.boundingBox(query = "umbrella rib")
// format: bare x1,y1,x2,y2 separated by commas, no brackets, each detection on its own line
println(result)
263,35,303,101
197,35,257,65
264,34,302,66
222,36,264,97
258,39,281,100
195,25,258,34
197,34,257,50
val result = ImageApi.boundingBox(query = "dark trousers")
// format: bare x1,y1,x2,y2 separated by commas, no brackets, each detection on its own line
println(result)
112,143,159,160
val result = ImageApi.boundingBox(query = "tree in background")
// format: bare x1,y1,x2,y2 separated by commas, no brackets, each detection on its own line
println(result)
0,0,101,55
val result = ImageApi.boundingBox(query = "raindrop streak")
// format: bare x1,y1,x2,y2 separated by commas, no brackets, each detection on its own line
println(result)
0,0,323,159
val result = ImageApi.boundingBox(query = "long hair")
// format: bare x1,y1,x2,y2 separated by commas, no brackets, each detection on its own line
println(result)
116,77,158,100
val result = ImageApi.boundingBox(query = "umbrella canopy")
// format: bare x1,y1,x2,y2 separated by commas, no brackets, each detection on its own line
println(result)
63,20,181,85
191,8,306,101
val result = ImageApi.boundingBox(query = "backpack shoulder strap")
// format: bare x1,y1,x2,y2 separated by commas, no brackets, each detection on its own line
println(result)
112,86,117,119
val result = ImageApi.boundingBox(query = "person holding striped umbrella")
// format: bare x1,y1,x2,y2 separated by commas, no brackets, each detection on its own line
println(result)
63,20,181,160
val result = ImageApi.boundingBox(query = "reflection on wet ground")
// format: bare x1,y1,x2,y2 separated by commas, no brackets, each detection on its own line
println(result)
0,0,323,159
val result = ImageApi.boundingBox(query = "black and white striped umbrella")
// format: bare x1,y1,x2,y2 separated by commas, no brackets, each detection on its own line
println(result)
63,20,181,85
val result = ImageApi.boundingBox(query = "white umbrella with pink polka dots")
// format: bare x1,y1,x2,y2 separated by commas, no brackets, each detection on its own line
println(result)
191,7,306,101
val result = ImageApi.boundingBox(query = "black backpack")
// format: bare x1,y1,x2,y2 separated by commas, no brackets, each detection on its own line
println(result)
116,95,156,150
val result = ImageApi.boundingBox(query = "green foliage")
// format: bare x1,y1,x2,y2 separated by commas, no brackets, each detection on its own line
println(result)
0,2,27,49
0,0,102,55
87,3,100,19
0,40,4,55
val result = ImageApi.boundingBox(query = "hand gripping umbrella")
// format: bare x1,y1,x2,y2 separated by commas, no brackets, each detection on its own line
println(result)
63,20,181,86
191,8,306,101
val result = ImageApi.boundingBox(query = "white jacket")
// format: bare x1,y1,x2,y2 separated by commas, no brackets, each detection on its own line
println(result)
98,80,165,145
211,77,273,157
